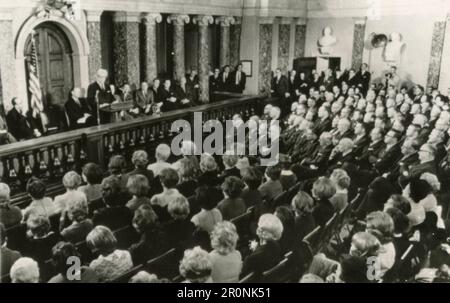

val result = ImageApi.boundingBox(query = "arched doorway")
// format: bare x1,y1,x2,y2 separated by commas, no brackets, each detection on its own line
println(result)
24,22,74,107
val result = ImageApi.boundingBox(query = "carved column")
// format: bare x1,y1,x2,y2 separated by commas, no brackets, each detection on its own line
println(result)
142,13,162,82
113,11,140,88
438,13,450,93
216,16,235,68
194,15,214,103
351,17,367,70
167,14,190,81
259,17,274,94
86,10,103,82
0,17,16,111
230,17,242,68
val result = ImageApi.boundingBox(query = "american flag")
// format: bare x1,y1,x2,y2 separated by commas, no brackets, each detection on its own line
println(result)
28,31,48,131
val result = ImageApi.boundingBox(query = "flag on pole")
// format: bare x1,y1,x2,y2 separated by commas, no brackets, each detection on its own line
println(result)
28,30,48,132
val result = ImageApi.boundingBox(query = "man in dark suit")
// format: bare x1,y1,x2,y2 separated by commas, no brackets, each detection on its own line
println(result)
374,130,402,174
232,63,246,94
186,69,200,104
352,122,370,158
346,69,358,88
0,223,21,279
175,77,195,108
328,137,355,170
65,87,95,129
398,143,437,186
158,79,179,112
312,105,332,136
356,63,371,95
6,97,39,140
209,68,221,101
134,81,153,115
86,68,114,124
387,138,419,186
271,68,289,114
358,127,386,169
287,70,300,99
0,106,17,144
219,65,232,92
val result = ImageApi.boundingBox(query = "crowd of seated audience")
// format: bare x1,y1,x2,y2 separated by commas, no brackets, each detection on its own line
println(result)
1,61,450,283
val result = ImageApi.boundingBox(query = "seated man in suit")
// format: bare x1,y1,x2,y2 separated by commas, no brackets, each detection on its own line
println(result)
398,143,437,187
65,87,95,129
134,81,153,115
86,68,114,124
0,109,17,145
374,129,402,174
358,127,386,169
209,67,221,101
6,97,40,140
352,122,370,158
232,63,246,94
158,79,179,112
186,69,200,104
176,77,194,108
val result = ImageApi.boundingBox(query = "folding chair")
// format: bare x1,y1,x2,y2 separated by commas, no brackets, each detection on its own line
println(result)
262,258,291,283
145,248,179,279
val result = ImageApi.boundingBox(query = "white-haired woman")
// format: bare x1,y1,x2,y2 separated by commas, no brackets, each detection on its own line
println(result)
179,246,213,283
10,257,40,283
209,221,242,282
241,214,283,278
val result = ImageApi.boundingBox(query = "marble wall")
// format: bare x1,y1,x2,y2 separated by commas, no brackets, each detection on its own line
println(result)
427,21,446,89
230,23,242,67
87,21,102,82
351,23,366,70
294,24,306,59
259,24,273,93
0,20,16,111
278,24,291,73
113,21,140,87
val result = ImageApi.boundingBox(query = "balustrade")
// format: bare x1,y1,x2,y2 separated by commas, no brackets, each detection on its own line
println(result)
0,95,266,208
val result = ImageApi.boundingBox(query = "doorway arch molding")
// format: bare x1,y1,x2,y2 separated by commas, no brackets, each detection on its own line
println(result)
14,14,90,110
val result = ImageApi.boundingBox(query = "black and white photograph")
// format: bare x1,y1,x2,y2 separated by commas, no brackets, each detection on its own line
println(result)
0,0,450,288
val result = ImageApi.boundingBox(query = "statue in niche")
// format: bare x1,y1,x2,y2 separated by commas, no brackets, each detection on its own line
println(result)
383,32,406,66
318,26,338,55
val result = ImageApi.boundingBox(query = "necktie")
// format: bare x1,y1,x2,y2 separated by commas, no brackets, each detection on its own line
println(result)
236,73,240,85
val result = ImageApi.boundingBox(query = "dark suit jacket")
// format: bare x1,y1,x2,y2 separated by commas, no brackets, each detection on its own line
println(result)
312,118,332,135
231,70,246,93
175,84,195,107
6,108,34,140
209,75,221,96
353,135,370,158
65,97,92,129
287,75,299,96
357,70,371,94
135,89,154,112
241,239,282,277
1,247,21,278
271,75,289,99
312,199,335,227
158,87,179,112
374,144,402,174
219,72,232,92
92,206,133,231
358,140,385,169
408,160,437,179
86,81,114,124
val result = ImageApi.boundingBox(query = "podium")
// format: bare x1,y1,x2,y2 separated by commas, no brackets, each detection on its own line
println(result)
99,101,134,123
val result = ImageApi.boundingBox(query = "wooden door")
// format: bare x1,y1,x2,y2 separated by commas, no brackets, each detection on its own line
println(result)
25,22,73,107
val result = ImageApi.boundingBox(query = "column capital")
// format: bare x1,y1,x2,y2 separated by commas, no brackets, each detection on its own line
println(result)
113,11,141,23
280,17,292,24
294,18,307,25
215,16,235,27
85,10,103,22
167,14,190,25
142,13,162,24
353,17,367,25
259,17,275,24
193,15,214,26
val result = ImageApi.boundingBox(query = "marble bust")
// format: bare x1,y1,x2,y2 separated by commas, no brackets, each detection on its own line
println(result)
318,26,338,55
383,32,405,63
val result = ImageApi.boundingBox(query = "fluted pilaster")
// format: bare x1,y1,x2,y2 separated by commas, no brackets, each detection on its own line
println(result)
194,15,214,103
216,16,235,68
142,13,162,82
168,14,190,81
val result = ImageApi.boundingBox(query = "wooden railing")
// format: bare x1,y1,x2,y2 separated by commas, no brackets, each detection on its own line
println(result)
0,94,268,208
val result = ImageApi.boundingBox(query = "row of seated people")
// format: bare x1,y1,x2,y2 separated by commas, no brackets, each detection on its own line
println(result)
0,136,316,283
0,63,247,144
272,70,450,282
